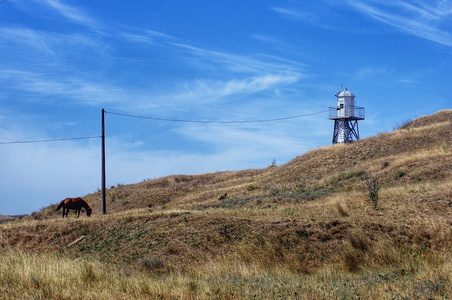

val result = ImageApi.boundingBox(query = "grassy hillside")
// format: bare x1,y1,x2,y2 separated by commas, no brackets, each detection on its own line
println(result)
1,110,452,299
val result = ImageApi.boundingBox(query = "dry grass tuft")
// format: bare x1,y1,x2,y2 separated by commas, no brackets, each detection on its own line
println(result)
138,257,164,273
335,200,349,216
348,230,369,252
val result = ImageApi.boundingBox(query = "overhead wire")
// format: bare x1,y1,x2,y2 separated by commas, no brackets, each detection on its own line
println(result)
0,110,326,144
0,136,101,145
104,110,327,124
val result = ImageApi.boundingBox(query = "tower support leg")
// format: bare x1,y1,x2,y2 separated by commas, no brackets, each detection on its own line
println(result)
332,119,360,144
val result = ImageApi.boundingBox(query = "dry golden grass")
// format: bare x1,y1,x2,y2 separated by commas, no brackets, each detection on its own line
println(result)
1,109,452,298
1,245,451,299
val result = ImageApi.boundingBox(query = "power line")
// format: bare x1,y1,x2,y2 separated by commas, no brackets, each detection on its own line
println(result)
105,110,326,124
0,110,326,144
0,136,101,145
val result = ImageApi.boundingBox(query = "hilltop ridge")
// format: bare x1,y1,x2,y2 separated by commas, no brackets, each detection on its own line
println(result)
20,109,451,218
73,109,452,215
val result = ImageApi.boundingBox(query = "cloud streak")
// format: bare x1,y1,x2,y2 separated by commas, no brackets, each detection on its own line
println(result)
1,23,305,111
172,42,304,74
172,74,300,106
34,0,102,31
0,69,125,106
347,0,452,46
0,27,57,56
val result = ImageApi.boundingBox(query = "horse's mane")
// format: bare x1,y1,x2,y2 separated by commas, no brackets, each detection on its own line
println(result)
77,198,90,209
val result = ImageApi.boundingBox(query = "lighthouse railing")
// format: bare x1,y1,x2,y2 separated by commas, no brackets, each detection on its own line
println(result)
328,106,365,120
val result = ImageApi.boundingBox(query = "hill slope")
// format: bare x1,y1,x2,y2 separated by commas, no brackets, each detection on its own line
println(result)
1,110,452,298
76,109,450,215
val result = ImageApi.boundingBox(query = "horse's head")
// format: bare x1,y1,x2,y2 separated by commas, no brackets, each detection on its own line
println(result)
86,207,92,217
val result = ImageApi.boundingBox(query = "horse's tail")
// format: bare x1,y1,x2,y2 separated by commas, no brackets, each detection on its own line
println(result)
56,200,64,211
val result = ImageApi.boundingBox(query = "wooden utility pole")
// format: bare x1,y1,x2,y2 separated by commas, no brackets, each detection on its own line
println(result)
101,108,106,214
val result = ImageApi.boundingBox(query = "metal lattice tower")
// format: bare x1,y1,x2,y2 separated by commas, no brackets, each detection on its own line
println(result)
327,87,365,144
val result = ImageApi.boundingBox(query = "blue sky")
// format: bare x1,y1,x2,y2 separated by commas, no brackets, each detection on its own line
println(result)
1,0,451,215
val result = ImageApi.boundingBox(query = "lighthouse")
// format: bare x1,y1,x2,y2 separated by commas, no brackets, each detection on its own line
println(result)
328,87,365,144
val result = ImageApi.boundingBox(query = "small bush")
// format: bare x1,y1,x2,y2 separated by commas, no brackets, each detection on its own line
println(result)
220,224,231,239
366,175,380,209
284,208,295,216
139,257,164,272
394,170,406,179
270,187,280,195
246,184,259,191
270,158,277,167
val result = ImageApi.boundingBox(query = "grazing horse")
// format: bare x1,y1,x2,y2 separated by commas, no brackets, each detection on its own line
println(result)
56,197,92,218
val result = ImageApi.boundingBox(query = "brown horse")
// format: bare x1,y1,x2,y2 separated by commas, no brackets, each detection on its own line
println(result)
56,197,92,218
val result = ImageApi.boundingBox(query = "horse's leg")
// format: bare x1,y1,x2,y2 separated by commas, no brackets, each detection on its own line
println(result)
62,207,65,218
77,208,81,217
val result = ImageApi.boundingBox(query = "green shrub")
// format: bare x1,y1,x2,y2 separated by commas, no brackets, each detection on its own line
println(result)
394,170,406,179
366,175,380,209
246,184,259,191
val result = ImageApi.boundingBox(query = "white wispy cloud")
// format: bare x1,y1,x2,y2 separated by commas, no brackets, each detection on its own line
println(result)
120,29,175,44
0,26,108,64
270,3,337,30
0,69,125,105
355,67,388,80
12,0,101,31
271,7,306,20
172,43,302,74
0,27,56,56
177,123,305,154
347,0,452,46
44,0,101,30
108,37,307,112
173,74,300,104
1,20,305,111
251,35,280,44
219,75,300,97
398,78,419,84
